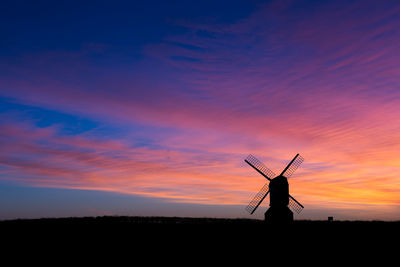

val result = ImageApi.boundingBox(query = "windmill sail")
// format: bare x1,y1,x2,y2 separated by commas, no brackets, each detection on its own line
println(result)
246,182,269,214
280,154,304,179
288,195,304,214
244,154,276,181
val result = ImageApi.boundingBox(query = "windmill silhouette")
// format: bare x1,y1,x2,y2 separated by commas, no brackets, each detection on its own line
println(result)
244,153,304,223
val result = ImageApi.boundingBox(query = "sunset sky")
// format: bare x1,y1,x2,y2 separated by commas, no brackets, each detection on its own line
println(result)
1,0,400,220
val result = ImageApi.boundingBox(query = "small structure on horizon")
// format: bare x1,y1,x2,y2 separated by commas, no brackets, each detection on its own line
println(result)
244,153,304,223
328,216,334,222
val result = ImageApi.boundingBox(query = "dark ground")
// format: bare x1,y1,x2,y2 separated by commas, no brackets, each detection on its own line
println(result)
2,215,399,240
1,216,398,261
2,215,399,228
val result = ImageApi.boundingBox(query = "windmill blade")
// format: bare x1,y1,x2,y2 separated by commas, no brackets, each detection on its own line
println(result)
288,195,304,214
244,154,276,181
245,183,269,214
280,154,304,179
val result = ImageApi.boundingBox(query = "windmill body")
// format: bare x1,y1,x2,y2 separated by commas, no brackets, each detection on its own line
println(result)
244,154,304,224
265,175,293,223
269,175,289,207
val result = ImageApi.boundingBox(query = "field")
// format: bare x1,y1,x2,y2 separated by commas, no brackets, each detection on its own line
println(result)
1,216,398,260
2,215,399,239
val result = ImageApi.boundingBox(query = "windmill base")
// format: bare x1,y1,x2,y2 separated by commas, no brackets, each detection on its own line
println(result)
264,206,293,224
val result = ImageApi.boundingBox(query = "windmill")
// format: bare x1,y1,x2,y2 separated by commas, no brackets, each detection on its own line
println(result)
244,153,304,223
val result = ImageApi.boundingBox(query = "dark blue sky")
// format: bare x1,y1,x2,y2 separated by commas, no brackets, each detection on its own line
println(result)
1,0,256,56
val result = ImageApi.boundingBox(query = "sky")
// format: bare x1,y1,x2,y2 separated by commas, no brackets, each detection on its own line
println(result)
1,0,400,221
